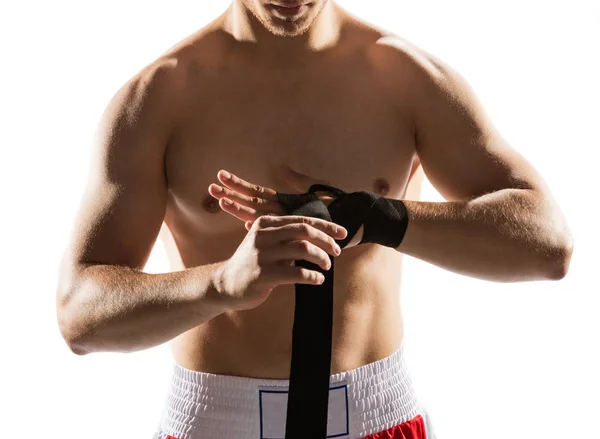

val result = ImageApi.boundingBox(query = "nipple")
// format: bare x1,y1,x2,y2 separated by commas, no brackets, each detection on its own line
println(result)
202,195,221,213
373,178,390,196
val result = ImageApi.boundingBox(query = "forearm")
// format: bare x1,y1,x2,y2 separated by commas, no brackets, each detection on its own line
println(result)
398,188,573,282
57,261,228,354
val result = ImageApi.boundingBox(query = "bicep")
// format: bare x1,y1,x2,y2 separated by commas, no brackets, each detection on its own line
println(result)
411,54,547,201
64,69,172,273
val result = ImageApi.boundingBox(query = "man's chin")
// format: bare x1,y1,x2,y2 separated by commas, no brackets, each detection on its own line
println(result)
264,18,311,37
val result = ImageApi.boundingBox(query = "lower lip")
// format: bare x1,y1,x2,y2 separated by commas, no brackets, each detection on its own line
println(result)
270,4,307,17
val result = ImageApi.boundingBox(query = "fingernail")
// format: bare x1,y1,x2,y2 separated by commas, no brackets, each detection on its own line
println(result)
221,171,231,179
319,274,325,283
222,198,233,205
334,245,341,255
213,185,223,193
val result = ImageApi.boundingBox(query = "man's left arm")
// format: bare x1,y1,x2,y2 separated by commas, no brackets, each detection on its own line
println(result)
397,52,573,282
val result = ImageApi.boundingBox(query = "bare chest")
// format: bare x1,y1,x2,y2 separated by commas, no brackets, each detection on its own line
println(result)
164,65,416,239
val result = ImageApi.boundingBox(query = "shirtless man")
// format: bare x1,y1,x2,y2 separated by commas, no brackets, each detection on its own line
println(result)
55,1,574,438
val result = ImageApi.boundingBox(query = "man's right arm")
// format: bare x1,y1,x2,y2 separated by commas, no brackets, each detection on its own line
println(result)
56,60,228,355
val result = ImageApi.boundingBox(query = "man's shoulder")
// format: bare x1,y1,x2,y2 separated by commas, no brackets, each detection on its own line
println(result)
106,56,181,129
365,33,449,86
355,31,469,115
120,27,226,105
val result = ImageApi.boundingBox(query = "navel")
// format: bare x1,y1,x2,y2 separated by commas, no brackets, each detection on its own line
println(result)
202,195,221,213
373,178,390,196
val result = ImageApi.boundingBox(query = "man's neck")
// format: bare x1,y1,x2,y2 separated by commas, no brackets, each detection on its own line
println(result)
223,1,343,58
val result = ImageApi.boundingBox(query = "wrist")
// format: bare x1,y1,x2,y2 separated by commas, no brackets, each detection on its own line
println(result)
209,260,229,299
198,261,235,314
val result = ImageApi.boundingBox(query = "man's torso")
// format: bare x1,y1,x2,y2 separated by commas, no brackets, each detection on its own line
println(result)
151,14,425,378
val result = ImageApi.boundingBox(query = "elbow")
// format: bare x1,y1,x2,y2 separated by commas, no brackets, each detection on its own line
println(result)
543,236,574,281
65,338,90,356
57,308,90,356
57,315,91,356
56,260,102,355
56,288,91,356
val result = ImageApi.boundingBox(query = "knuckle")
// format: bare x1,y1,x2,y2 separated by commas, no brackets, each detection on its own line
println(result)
253,228,268,244
289,222,303,233
300,222,312,234
299,240,311,251
301,268,312,280
256,215,271,228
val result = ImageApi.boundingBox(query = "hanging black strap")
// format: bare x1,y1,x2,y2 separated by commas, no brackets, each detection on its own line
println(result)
276,182,409,438
276,184,347,439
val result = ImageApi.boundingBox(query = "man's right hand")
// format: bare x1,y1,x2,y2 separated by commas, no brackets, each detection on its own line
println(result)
214,215,346,311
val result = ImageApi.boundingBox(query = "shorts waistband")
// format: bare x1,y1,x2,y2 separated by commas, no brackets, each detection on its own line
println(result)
156,345,428,439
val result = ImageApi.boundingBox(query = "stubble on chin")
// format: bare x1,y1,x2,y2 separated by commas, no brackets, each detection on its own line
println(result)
243,1,324,38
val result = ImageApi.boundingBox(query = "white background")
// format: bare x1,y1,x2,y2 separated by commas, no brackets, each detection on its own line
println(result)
1,0,598,437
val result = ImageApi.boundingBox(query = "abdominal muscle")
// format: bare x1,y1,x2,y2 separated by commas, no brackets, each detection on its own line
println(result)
169,234,406,379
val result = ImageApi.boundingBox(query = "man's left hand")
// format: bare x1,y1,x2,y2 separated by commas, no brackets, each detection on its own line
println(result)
208,165,361,247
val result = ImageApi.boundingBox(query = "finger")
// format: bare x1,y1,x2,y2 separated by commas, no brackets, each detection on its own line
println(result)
209,183,253,203
253,215,347,241
258,221,342,257
209,183,282,215
280,164,331,193
267,264,325,286
218,198,258,222
217,170,280,204
265,240,331,271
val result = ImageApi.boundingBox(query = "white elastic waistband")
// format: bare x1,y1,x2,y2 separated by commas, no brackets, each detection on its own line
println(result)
155,345,430,439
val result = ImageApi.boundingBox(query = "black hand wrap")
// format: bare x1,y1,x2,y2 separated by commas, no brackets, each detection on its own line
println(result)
277,183,409,439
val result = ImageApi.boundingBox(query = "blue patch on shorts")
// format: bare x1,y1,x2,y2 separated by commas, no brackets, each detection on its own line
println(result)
258,383,349,439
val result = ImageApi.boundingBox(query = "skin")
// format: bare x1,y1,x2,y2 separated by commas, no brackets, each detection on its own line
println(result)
56,0,573,377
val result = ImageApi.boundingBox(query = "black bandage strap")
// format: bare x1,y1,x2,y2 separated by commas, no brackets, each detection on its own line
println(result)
361,195,409,248
276,185,338,439
276,183,409,438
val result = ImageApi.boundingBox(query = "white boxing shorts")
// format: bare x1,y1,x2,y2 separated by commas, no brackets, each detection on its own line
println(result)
154,344,436,439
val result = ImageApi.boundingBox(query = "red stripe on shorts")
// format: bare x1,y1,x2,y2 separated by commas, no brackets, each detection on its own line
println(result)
362,414,426,439
165,414,425,439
